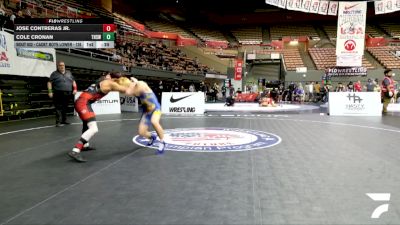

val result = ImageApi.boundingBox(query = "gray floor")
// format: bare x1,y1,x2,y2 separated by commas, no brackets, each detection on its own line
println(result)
1,110,400,225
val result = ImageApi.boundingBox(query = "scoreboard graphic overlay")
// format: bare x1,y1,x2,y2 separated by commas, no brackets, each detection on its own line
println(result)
14,18,115,49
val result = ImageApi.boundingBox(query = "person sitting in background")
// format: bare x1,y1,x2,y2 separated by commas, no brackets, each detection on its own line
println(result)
374,78,381,92
335,82,346,92
347,81,354,92
364,79,375,92
354,80,362,92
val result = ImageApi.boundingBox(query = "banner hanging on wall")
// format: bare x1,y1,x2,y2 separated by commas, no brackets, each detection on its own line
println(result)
234,59,243,81
336,1,367,67
326,67,367,77
0,31,56,77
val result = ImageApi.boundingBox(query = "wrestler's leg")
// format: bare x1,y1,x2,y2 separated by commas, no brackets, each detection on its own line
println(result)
150,111,165,153
150,111,164,141
68,119,98,162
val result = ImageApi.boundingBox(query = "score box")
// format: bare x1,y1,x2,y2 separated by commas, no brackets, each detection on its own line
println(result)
102,24,116,32
102,32,115,41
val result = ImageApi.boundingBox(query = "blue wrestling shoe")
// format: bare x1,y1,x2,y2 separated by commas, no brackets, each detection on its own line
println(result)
147,133,157,146
157,141,166,155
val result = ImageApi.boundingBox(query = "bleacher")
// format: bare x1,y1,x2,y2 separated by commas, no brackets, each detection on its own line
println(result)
322,24,336,41
367,46,400,69
380,23,400,38
190,26,228,43
309,48,374,70
114,38,211,75
366,24,386,38
283,48,305,71
7,0,95,18
231,26,262,45
254,48,304,71
0,76,56,120
270,25,319,40
113,13,145,36
145,19,195,38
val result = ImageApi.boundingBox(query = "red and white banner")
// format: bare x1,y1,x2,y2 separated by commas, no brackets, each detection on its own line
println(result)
234,59,243,81
336,1,367,67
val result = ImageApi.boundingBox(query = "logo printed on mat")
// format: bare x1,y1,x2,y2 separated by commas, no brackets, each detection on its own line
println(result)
133,127,281,152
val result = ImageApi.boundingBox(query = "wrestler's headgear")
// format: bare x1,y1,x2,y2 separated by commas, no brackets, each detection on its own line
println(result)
109,72,121,79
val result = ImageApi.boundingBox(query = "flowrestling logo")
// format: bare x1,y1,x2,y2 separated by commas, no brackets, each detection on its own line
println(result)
132,127,281,152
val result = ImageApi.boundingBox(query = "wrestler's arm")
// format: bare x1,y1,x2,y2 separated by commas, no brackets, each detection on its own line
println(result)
124,82,137,96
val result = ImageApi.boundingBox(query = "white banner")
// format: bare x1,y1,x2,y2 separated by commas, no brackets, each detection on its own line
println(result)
161,92,205,114
336,55,362,67
375,0,400,14
293,0,303,11
318,0,329,14
286,0,295,10
336,1,367,67
385,0,396,13
75,91,121,115
328,1,338,15
0,31,56,77
310,0,320,13
375,0,385,14
302,0,312,12
271,0,279,6
278,0,287,8
329,92,382,116
120,94,138,112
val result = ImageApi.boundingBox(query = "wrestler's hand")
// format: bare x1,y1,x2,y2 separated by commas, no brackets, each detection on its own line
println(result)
130,77,138,83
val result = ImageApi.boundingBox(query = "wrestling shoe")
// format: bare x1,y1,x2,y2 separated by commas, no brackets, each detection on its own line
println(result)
82,146,96,151
82,143,96,151
157,141,166,155
68,151,87,162
147,133,157,146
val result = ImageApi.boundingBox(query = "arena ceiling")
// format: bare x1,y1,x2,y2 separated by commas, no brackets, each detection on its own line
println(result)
112,0,400,26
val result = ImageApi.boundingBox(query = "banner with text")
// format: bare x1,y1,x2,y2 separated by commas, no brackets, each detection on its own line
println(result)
336,1,367,67
329,92,382,116
161,92,205,114
375,0,400,14
234,59,243,81
0,31,56,77
75,91,121,115
327,67,367,77
120,94,139,112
